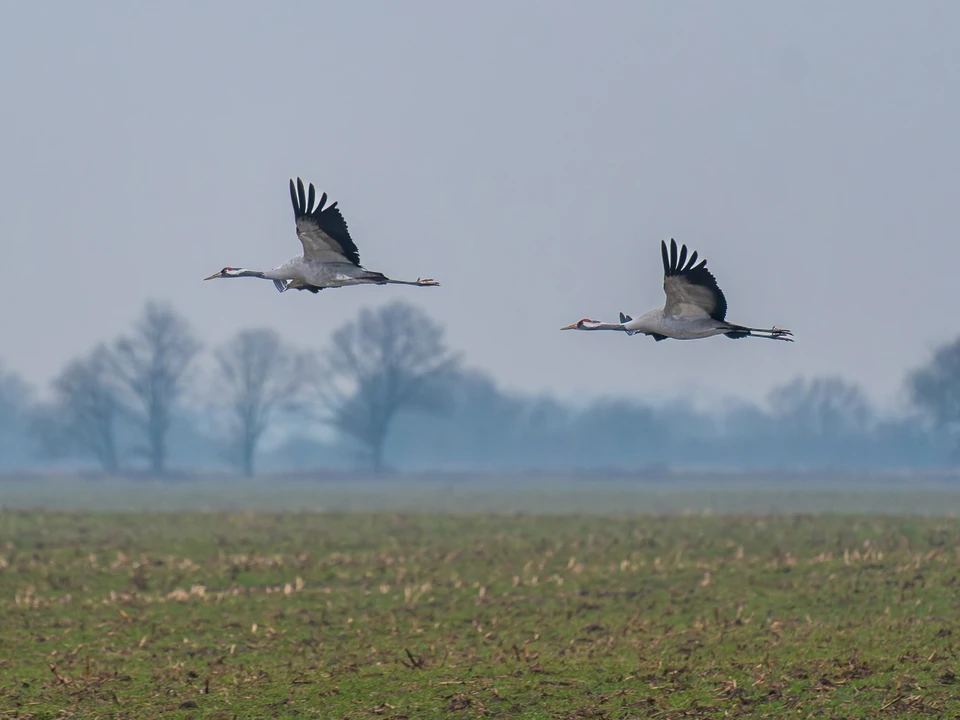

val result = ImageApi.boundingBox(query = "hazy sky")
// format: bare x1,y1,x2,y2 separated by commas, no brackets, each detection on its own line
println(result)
2,2,958,407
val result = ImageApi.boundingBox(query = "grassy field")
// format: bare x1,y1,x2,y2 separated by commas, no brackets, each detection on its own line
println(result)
3,510,960,718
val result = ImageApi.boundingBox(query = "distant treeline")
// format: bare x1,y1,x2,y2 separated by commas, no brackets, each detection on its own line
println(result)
0,299,958,475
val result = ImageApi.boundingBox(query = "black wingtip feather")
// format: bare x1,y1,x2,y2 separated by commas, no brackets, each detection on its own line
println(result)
289,177,362,267
662,239,710,276
659,237,727,321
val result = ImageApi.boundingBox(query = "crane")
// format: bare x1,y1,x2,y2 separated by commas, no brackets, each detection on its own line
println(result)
204,178,439,293
561,239,792,342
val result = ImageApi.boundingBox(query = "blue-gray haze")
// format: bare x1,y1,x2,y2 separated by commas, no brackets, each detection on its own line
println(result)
1,1,958,410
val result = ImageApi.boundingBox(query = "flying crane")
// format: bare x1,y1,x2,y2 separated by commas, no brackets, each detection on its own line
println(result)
204,178,439,293
561,239,792,342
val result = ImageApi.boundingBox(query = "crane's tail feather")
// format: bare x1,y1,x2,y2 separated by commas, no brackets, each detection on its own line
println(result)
273,279,288,293
361,271,390,284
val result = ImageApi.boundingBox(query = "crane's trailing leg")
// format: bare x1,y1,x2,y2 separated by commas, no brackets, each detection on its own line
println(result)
724,324,794,341
382,277,440,287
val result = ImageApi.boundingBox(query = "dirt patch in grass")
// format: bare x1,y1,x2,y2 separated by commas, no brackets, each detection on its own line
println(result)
1,511,960,717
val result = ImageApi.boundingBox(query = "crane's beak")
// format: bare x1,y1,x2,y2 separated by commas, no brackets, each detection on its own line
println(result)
203,271,222,281
560,322,580,330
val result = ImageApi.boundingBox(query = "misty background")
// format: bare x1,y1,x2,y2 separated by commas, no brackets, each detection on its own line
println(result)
2,2,960,478
0,298,959,476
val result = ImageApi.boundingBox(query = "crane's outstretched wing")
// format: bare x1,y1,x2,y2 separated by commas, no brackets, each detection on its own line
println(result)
272,279,323,293
660,238,727,321
289,178,362,265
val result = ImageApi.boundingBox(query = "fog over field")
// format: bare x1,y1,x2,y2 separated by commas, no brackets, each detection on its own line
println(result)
2,4,959,482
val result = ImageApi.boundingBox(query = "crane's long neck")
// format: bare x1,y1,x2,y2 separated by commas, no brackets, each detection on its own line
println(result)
230,269,267,279
205,267,272,283
580,322,625,331
563,319,627,331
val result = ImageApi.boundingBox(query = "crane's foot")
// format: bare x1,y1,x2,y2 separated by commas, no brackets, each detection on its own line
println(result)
416,278,440,286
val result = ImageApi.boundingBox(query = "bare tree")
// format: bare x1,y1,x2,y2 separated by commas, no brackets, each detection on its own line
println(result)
0,364,28,431
909,337,960,430
112,301,200,474
310,302,457,472
33,346,121,472
0,364,32,466
212,328,301,476
768,376,873,439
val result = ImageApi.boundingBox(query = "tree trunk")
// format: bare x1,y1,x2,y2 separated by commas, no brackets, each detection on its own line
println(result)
148,426,165,475
97,419,119,474
242,440,255,478
102,443,119,474
370,433,385,474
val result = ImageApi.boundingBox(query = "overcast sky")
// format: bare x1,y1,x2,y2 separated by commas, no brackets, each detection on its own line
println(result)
1,1,958,408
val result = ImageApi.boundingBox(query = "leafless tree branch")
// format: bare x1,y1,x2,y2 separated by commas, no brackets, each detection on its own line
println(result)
32,345,122,472
308,302,458,472
110,301,200,474
211,328,301,476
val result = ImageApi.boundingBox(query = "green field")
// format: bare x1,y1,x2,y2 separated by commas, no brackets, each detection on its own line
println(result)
3,506,960,718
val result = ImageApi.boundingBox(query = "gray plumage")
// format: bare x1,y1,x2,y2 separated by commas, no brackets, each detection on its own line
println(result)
204,178,439,292
562,239,792,342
